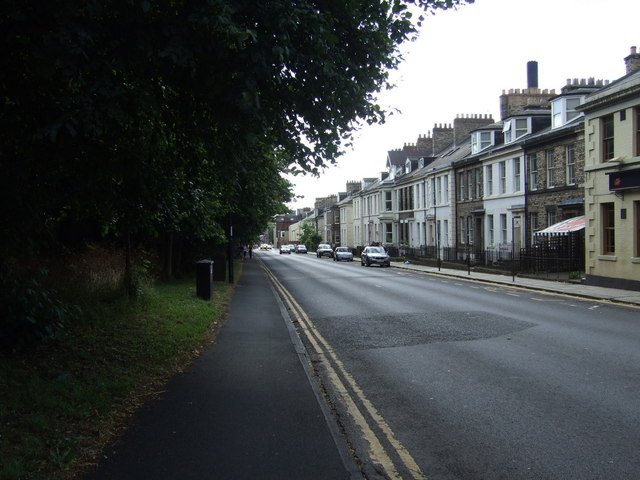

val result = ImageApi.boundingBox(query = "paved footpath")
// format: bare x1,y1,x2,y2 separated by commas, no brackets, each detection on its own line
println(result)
390,261,640,307
85,259,359,480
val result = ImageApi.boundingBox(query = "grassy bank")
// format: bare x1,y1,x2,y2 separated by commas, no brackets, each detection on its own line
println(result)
0,275,237,480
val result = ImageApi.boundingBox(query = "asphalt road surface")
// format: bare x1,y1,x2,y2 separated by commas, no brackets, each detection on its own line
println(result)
259,249,640,480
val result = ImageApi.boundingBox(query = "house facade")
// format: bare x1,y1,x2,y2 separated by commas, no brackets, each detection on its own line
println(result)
283,49,640,290
579,48,640,290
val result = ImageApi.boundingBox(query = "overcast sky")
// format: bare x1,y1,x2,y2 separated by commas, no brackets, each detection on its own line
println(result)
285,0,640,211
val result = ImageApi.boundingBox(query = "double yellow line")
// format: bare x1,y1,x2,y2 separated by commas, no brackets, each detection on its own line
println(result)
261,262,426,480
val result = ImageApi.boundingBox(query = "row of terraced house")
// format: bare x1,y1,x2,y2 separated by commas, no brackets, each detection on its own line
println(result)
277,47,640,291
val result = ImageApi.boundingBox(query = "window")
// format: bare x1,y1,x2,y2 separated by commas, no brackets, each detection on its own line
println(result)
546,150,555,188
467,171,474,199
547,210,557,227
459,173,465,201
488,215,494,245
602,114,615,161
385,223,393,243
467,216,473,244
552,97,583,128
530,212,538,236
566,144,576,185
460,217,466,244
505,118,529,143
475,168,482,198
529,155,538,191
486,164,493,196
635,201,640,257
499,161,506,194
500,214,508,244
635,107,640,156
443,220,449,246
601,202,615,254
443,175,449,204
551,99,562,129
436,177,442,205
515,118,528,139
633,201,640,257
514,158,521,192
471,131,493,153
384,191,392,211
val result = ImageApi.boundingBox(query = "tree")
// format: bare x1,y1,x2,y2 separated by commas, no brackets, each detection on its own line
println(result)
299,221,322,250
1,0,472,265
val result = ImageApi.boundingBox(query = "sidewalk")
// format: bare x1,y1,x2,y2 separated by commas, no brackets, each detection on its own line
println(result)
85,259,358,480
388,260,640,307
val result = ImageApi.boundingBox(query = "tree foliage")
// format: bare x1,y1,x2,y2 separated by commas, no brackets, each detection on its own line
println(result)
0,0,471,262
299,221,322,250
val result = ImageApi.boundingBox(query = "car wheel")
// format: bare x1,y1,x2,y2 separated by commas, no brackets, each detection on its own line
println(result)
366,259,371,267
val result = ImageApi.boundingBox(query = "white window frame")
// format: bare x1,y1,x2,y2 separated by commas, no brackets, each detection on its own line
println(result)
499,161,506,194
500,214,508,244
471,131,493,154
488,215,494,245
529,155,538,191
513,158,521,192
552,96,584,129
486,164,493,196
546,150,555,188
566,144,576,185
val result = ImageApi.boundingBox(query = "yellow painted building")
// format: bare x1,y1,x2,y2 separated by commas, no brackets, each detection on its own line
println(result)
580,47,640,290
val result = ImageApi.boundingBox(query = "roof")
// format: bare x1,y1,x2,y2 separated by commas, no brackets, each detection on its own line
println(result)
578,68,640,112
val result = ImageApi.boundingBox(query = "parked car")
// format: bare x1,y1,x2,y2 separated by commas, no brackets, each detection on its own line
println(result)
333,247,353,262
279,244,292,254
295,244,308,254
259,243,270,250
317,244,334,258
360,246,390,267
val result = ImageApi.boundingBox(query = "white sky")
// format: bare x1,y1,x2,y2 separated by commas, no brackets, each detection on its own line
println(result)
285,0,640,211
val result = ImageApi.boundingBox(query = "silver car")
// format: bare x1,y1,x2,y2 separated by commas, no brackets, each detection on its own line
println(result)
333,246,353,262
360,246,390,267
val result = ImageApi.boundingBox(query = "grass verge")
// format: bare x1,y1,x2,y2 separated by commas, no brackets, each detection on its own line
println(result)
0,275,237,480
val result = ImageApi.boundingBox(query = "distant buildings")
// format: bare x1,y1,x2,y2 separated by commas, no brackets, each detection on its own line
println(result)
281,47,640,291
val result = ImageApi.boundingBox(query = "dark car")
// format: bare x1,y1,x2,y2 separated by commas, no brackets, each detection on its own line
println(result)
279,244,292,254
333,246,353,262
317,244,334,258
360,246,390,267
295,244,308,254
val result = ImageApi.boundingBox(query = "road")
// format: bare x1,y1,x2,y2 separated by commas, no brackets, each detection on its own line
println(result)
258,250,640,480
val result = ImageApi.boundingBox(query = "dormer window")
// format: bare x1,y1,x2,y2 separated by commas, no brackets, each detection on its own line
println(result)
471,131,494,154
503,118,529,144
551,96,584,128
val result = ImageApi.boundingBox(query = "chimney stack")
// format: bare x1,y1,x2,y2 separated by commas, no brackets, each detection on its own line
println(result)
625,46,640,74
527,61,539,89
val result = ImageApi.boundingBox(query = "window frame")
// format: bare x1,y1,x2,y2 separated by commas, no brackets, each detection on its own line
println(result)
486,164,493,196
602,114,615,161
499,161,506,194
546,150,555,188
488,214,494,245
566,144,576,185
601,202,615,255
529,155,538,191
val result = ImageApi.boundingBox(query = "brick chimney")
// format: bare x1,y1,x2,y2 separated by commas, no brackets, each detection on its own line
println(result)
453,114,495,145
625,46,640,74
432,123,454,155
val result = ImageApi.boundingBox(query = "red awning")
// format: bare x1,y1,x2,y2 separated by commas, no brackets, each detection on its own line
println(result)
534,216,585,235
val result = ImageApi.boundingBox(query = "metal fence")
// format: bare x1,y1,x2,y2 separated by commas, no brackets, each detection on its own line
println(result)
386,231,584,277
